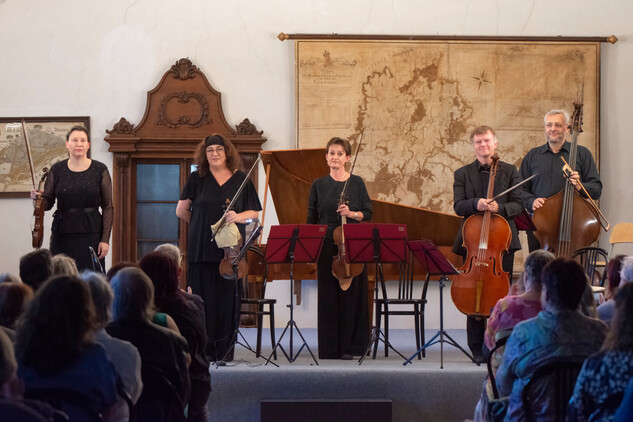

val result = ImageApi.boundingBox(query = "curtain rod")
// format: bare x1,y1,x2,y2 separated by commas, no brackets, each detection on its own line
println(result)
278,33,618,44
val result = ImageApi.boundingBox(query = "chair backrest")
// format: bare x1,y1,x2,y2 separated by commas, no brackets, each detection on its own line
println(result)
487,331,511,399
521,357,585,422
25,388,102,421
247,245,269,298
572,247,609,286
136,365,185,422
610,223,633,256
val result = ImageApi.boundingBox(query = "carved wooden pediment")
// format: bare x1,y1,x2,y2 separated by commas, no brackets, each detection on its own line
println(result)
105,58,266,156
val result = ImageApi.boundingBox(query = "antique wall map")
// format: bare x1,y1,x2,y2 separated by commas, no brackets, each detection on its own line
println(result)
296,40,599,214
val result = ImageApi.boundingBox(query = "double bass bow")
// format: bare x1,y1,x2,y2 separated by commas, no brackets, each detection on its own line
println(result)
332,135,364,291
21,120,48,249
531,101,608,257
450,153,511,317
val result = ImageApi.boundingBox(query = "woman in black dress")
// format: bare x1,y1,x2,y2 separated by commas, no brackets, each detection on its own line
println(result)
176,134,261,361
31,125,113,272
307,137,373,359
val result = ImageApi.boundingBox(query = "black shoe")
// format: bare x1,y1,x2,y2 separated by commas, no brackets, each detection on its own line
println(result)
341,353,353,360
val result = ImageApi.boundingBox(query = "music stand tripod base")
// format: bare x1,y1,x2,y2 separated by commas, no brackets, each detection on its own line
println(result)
264,224,325,366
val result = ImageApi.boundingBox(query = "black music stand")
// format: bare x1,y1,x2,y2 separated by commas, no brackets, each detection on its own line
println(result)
265,224,326,365
217,223,280,366
342,223,409,365
403,239,469,369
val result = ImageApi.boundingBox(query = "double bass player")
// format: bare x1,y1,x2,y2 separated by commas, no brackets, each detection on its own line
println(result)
520,109,602,252
452,125,523,364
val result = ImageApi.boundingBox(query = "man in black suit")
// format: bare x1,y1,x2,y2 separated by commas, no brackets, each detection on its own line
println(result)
452,125,523,363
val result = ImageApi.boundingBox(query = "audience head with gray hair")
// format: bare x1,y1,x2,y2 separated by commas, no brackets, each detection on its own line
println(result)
110,267,155,322
80,271,113,328
523,249,556,292
620,256,633,285
51,254,79,276
154,243,183,267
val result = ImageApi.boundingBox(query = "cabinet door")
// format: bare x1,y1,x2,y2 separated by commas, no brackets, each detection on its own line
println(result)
135,162,182,259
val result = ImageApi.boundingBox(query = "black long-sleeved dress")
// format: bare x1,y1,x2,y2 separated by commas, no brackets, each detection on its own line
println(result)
307,174,373,359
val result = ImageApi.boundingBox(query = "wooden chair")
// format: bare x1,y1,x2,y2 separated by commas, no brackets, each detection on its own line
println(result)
487,330,512,400
521,356,585,422
241,245,277,359
572,247,609,287
609,222,633,256
373,260,426,359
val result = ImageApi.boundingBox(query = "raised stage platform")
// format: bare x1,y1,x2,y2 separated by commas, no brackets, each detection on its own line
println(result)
207,328,486,422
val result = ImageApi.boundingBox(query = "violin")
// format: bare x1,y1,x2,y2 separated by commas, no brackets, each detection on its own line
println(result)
21,120,48,249
218,199,249,279
450,154,511,317
531,101,609,257
331,135,364,291
32,169,49,249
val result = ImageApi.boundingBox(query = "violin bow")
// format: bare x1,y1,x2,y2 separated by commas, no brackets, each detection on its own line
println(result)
211,155,262,242
338,133,364,207
21,120,37,190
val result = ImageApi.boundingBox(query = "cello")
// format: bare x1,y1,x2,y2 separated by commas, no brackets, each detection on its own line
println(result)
21,120,48,249
531,102,609,257
451,154,511,317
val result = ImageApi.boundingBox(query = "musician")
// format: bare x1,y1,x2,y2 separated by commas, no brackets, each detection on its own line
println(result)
520,109,602,251
307,137,372,360
30,126,113,272
176,134,261,362
452,125,523,363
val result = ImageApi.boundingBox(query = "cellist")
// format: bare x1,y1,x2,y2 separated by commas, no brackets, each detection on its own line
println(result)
452,126,523,364
520,109,602,252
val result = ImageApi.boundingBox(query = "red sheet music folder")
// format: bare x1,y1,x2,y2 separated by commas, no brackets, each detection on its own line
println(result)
264,224,326,264
343,223,408,264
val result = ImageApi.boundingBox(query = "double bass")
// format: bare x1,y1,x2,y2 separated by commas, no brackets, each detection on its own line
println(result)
531,102,609,257
451,154,511,317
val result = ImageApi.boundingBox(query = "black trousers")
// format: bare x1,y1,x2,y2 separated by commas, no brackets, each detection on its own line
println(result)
465,251,515,357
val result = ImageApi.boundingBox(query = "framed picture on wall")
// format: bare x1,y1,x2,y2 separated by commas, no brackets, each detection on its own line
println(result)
0,116,90,197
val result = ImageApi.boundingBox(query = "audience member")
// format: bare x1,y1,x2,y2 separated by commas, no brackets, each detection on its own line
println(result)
473,249,555,422
495,258,607,421
106,267,191,422
15,275,118,420
140,251,210,422
81,271,143,422
605,255,626,301
18,249,53,292
104,260,181,334
0,328,60,421
51,254,78,276
0,273,21,284
614,376,633,422
567,282,633,420
0,282,33,339
598,256,632,325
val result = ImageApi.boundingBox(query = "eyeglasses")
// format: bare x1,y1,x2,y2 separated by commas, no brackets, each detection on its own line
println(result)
206,147,225,154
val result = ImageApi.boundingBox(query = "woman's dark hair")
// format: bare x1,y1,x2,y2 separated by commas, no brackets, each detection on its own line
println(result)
15,275,96,376
138,251,185,310
105,261,138,282
541,258,588,311
0,282,33,329
606,255,626,297
602,282,633,352
65,125,90,142
193,133,242,176
325,137,351,156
